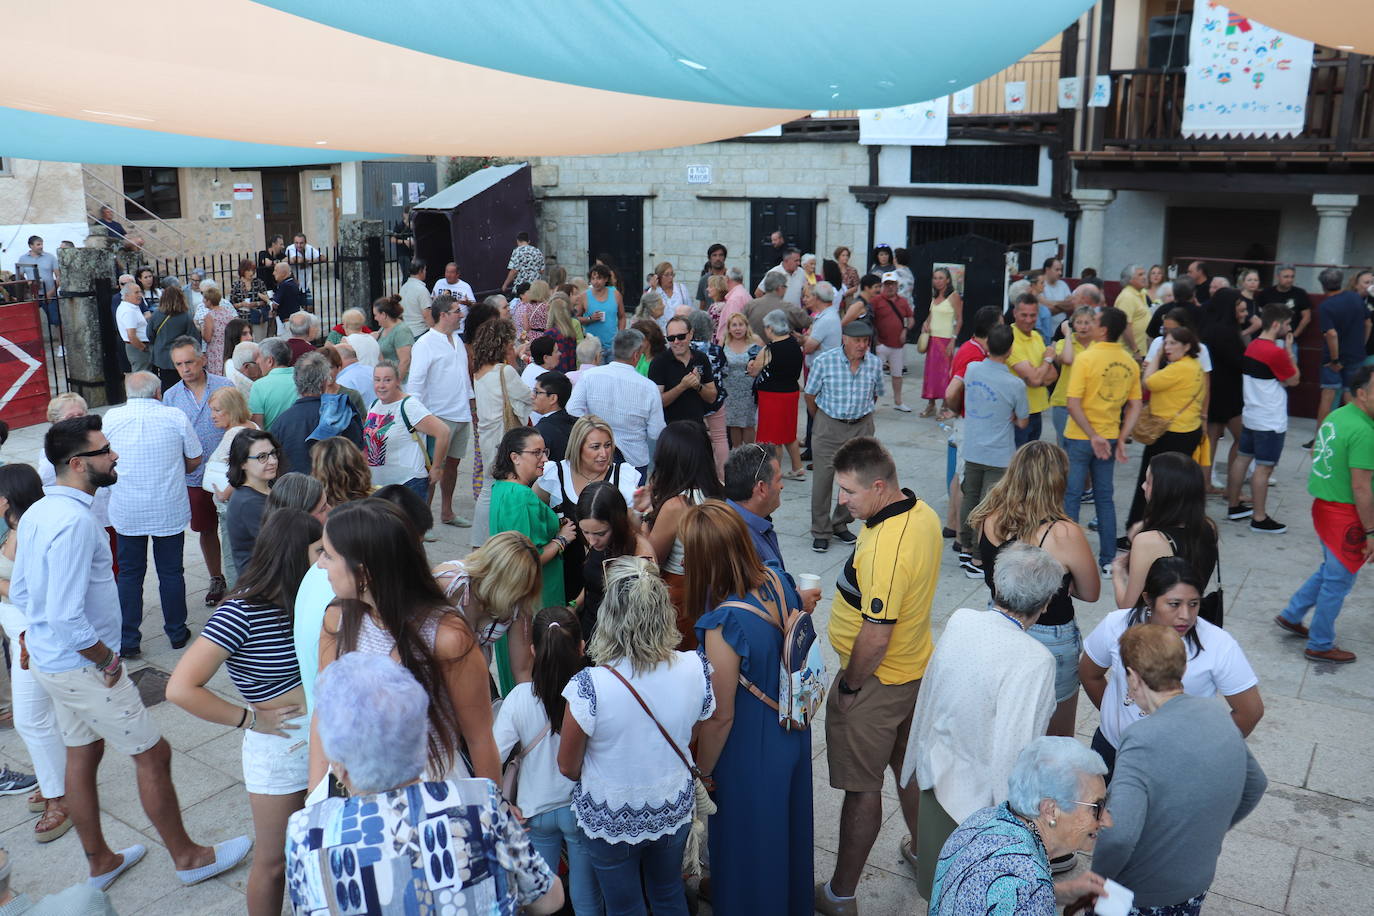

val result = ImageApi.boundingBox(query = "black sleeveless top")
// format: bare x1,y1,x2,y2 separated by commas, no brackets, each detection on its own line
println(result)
979,521,1076,627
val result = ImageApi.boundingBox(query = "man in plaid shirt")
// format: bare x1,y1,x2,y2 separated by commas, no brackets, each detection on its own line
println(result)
805,320,885,552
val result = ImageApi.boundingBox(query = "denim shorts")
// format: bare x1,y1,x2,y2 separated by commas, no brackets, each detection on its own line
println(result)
242,722,309,795
1238,427,1285,466
1319,363,1361,391
1027,620,1082,703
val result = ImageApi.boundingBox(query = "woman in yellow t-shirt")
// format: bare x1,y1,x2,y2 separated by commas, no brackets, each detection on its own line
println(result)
1126,326,1206,529
1048,307,1098,446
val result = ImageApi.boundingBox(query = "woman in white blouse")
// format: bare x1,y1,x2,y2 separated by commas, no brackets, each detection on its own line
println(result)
899,543,1062,899
557,556,713,915
535,415,639,516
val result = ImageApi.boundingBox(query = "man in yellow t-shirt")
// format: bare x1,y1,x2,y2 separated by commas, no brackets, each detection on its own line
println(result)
1008,293,1058,448
819,436,940,912
1114,265,1152,359
1064,306,1142,570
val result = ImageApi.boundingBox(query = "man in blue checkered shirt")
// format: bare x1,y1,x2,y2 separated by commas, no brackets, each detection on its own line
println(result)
805,321,886,552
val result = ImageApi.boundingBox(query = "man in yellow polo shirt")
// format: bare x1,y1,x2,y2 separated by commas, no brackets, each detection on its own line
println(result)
1064,306,1142,574
816,437,940,915
1008,293,1058,448
1115,265,1152,359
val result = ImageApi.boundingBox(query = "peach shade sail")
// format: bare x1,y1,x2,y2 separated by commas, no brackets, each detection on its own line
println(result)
1231,1,1374,55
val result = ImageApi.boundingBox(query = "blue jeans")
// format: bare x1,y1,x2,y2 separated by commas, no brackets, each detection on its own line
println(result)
1014,411,1043,449
527,806,603,916
39,298,60,328
1064,437,1117,565
1280,544,1360,651
583,823,689,916
1051,405,1069,446
117,532,189,652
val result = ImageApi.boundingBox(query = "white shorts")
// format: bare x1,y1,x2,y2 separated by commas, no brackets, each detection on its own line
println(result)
877,343,904,377
242,724,309,795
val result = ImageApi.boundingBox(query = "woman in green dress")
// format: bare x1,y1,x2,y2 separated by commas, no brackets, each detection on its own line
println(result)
488,426,576,694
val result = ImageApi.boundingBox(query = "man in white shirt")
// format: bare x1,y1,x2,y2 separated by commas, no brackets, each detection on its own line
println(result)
431,262,475,308
334,343,373,395
566,327,665,474
284,232,323,297
755,247,805,305
399,259,432,337
104,373,202,658
407,297,473,526
1039,257,1074,316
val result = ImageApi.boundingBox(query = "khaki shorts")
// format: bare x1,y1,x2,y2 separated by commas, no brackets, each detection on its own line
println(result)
437,418,472,465
824,672,920,792
33,665,162,755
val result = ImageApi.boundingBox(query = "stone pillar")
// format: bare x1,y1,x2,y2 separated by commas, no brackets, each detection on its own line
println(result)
1312,193,1358,285
339,218,384,313
1072,189,1115,278
57,247,120,407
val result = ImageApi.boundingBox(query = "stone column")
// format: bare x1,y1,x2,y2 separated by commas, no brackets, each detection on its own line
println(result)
338,218,384,313
1312,193,1358,285
1072,189,1115,278
57,247,120,407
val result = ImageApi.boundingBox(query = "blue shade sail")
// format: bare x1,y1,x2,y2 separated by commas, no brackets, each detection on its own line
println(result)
0,107,389,167
267,0,1093,109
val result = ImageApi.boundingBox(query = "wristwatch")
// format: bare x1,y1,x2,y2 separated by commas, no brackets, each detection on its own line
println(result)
838,679,862,696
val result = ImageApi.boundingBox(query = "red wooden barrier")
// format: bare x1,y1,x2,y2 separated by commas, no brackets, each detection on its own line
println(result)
0,300,52,430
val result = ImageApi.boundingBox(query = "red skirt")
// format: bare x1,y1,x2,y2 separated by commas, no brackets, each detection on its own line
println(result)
756,389,801,444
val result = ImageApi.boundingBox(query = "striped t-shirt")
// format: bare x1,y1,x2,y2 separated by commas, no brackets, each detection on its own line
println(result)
201,598,303,704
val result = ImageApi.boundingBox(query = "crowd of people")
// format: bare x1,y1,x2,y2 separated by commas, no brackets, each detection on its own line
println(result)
0,233,1370,916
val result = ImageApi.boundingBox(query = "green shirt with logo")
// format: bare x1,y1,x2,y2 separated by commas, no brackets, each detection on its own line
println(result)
1308,403,1374,504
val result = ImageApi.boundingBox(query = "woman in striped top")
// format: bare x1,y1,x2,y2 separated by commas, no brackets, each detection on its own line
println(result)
167,508,323,916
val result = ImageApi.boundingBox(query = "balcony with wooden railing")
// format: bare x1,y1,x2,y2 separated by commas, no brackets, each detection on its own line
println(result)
1092,51,1374,153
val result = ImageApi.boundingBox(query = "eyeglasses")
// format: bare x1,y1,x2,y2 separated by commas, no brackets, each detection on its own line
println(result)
248,449,280,462
665,333,689,342
1070,797,1109,821
69,444,112,461
519,448,550,458
532,388,551,397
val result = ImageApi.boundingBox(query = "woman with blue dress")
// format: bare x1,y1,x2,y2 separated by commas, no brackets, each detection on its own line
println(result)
686,500,812,915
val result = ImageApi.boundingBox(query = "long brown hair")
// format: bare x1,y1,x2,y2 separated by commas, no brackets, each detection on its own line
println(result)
310,436,372,506
325,500,466,776
531,606,584,734
968,441,1070,543
679,500,766,625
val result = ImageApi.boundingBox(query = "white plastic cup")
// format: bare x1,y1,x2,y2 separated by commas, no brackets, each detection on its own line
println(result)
797,574,821,592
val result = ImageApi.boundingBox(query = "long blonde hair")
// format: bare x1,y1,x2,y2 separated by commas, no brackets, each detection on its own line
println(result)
589,556,680,674
458,531,542,623
547,296,579,338
967,441,1070,542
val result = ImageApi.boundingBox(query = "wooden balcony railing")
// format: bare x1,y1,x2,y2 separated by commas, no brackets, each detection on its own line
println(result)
1097,52,1374,151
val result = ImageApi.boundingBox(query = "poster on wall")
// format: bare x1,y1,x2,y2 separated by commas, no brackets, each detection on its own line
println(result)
1090,75,1112,107
1058,77,1082,108
857,98,949,146
1181,3,1314,137
1004,81,1027,112
951,87,975,115
407,181,425,203
932,262,967,297
232,182,253,200
391,182,404,206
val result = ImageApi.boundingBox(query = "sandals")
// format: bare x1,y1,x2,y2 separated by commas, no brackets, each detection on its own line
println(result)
27,790,44,814
783,469,807,481
918,404,937,418
35,802,72,843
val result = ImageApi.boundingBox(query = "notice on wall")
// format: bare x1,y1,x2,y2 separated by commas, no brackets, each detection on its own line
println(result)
686,164,712,184
1058,77,1082,108
1004,81,1027,112
1091,75,1112,108
391,182,404,206
951,87,975,116
212,201,233,219
407,182,425,203
1182,4,1314,137
232,182,253,200
311,176,333,191
858,99,949,146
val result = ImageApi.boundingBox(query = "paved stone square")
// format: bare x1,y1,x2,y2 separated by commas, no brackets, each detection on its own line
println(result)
0,381,1368,913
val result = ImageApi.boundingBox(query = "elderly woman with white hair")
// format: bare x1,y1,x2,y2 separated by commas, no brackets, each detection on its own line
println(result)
900,543,1062,899
285,652,563,915
930,737,1112,915
339,307,380,366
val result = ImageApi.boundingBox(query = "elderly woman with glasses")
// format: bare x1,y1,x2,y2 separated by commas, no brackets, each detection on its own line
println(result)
899,543,1063,900
1091,623,1267,916
931,737,1111,916
488,426,576,694
286,652,564,915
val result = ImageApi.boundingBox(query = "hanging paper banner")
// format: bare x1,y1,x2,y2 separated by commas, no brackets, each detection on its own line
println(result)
1090,75,1112,107
951,87,976,116
1004,81,1027,112
858,98,949,146
1058,77,1082,108
1181,3,1314,138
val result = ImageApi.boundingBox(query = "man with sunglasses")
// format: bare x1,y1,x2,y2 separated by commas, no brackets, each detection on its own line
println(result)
13,415,250,893
647,315,717,426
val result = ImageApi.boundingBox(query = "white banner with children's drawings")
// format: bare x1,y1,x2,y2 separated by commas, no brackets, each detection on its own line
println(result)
1181,2,1313,138
858,98,949,146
